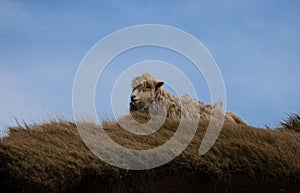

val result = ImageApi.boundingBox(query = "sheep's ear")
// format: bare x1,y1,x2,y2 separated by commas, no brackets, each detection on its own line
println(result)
155,81,164,90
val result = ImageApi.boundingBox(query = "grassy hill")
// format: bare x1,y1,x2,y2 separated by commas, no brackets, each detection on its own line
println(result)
1,115,300,193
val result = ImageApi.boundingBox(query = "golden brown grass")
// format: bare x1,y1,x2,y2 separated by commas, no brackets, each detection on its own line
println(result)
1,115,300,193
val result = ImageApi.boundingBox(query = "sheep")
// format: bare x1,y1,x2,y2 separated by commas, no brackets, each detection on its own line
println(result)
129,72,246,125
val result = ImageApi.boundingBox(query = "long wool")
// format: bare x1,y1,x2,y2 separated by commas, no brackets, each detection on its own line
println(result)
131,73,245,124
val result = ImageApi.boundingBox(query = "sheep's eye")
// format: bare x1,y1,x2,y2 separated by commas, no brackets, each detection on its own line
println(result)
145,86,151,90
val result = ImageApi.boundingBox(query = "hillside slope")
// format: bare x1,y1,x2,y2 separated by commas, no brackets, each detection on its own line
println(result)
0,118,300,193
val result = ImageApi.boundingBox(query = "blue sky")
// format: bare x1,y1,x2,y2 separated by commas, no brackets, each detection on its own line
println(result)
0,0,299,134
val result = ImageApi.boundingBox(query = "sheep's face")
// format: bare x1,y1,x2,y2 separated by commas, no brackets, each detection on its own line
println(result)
130,80,164,113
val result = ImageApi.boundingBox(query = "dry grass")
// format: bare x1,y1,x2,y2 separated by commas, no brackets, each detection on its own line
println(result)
0,121,110,193
280,113,300,132
1,114,300,192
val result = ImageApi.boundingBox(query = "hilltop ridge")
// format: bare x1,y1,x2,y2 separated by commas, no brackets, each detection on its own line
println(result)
0,116,300,193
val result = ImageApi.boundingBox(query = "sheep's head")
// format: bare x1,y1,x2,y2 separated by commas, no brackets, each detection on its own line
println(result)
130,79,164,113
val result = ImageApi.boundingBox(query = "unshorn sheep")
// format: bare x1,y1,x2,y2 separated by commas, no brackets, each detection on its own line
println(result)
129,73,246,125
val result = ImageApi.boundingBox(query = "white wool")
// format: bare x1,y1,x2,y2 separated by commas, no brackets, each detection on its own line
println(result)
130,73,246,124
131,73,158,88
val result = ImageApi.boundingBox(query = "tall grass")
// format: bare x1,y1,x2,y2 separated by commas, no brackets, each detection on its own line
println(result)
280,113,300,132
0,115,300,192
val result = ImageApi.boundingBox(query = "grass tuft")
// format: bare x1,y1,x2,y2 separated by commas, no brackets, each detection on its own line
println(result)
280,113,300,132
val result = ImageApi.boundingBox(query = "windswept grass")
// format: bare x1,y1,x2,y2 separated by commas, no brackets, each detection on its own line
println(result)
280,113,300,132
0,115,300,193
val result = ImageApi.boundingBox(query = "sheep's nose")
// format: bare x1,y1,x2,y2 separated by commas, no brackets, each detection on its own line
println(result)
131,95,136,101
